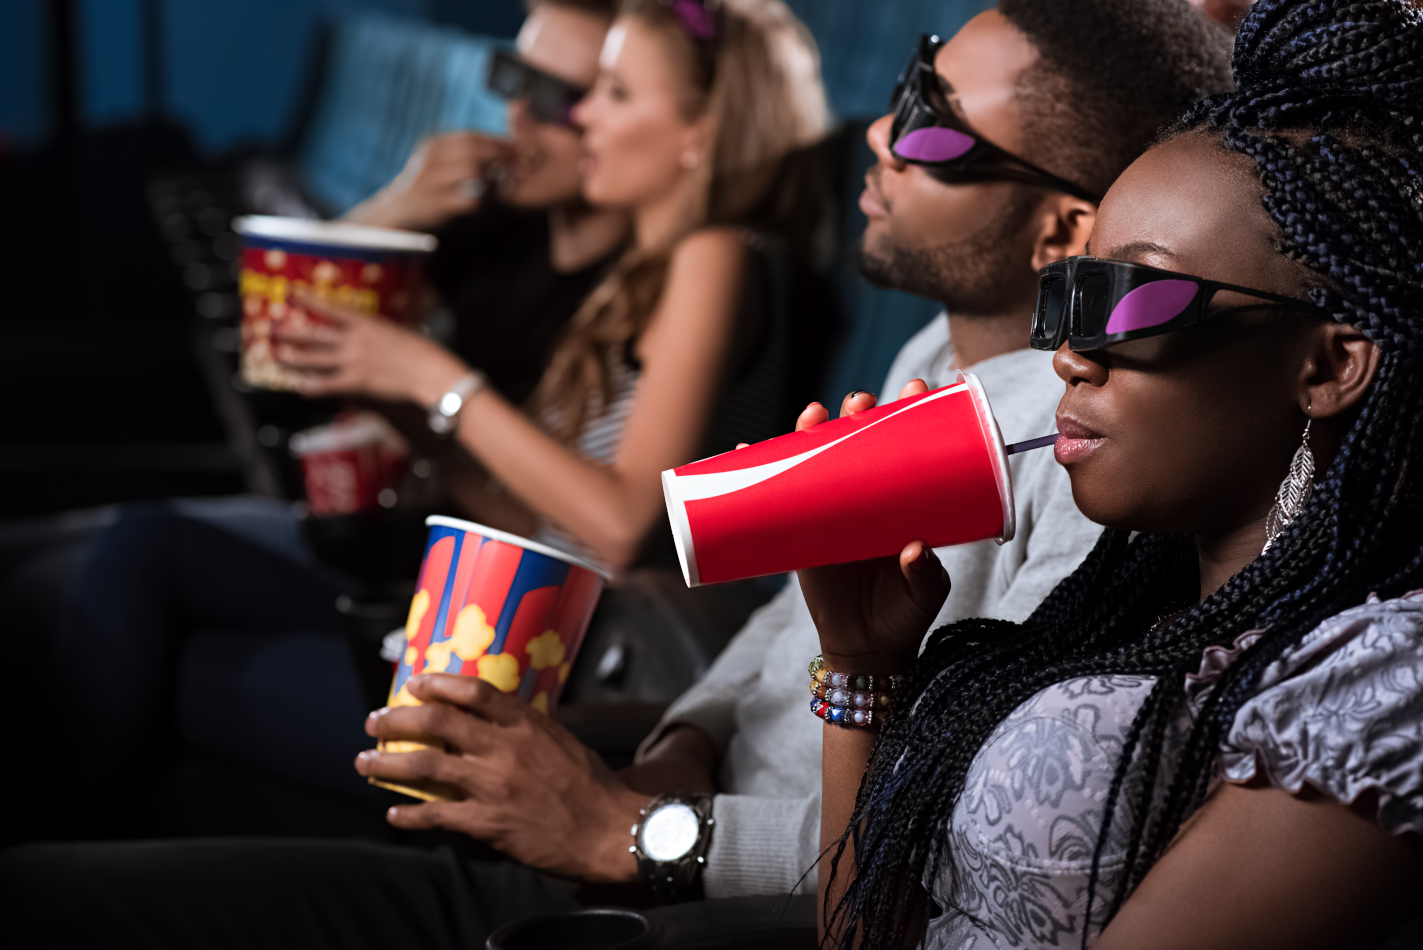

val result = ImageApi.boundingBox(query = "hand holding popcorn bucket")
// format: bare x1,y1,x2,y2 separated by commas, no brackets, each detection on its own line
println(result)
233,216,436,391
661,372,1060,586
375,517,611,802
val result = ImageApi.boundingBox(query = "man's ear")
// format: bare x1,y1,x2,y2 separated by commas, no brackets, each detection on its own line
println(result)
1029,195,1096,272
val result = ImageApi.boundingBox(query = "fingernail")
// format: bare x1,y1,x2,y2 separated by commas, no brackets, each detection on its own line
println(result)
386,807,400,821
370,707,389,718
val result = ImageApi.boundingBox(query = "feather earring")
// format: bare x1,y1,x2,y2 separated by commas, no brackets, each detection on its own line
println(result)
1262,418,1314,553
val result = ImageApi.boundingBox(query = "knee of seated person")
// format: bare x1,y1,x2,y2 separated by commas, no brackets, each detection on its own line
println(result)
88,501,209,561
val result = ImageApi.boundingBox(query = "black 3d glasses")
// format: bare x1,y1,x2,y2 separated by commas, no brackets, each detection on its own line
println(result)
889,35,1101,204
487,49,587,128
1030,257,1333,352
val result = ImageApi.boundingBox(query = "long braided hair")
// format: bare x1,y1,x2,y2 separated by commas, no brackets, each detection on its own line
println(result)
829,1,1423,947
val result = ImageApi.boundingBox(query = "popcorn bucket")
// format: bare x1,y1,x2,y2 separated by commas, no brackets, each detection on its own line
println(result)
661,372,1015,587
233,215,436,391
289,412,409,516
375,516,612,801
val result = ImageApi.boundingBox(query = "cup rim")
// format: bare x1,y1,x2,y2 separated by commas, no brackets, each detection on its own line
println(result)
233,215,438,253
485,906,655,950
425,515,614,580
956,370,1016,546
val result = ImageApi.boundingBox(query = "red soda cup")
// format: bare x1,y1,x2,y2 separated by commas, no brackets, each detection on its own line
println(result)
661,372,1015,586
289,412,409,516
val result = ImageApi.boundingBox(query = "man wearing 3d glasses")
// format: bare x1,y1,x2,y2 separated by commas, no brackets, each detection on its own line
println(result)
345,0,628,407
612,0,1234,902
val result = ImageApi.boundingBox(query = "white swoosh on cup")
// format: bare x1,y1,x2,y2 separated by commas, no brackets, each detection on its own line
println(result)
670,383,969,502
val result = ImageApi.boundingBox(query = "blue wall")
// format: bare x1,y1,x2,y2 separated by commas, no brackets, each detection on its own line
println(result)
0,0,47,148
789,0,992,119
1,0,988,154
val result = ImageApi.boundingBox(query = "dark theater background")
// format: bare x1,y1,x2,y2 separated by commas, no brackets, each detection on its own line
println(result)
0,0,978,520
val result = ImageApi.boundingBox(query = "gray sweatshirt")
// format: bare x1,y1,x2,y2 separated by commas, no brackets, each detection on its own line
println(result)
639,314,1104,896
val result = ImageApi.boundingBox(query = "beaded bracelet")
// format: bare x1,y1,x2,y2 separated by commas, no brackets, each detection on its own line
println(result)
808,655,902,727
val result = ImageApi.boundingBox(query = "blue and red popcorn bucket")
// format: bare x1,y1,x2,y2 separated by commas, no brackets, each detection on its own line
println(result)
374,516,611,801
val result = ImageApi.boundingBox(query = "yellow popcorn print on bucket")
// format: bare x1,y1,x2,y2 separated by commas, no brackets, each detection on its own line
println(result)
423,641,452,675
424,605,497,674
530,692,550,714
406,589,430,636
388,683,420,708
476,652,521,692
450,605,497,659
526,630,565,671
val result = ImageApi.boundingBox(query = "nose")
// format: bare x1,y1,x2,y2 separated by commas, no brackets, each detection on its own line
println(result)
866,113,906,171
1053,343,1108,388
569,92,593,129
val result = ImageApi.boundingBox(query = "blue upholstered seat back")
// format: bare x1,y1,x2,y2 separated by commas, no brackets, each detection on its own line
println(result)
296,14,507,214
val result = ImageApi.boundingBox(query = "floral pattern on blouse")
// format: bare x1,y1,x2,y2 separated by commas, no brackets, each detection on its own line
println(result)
923,593,1423,949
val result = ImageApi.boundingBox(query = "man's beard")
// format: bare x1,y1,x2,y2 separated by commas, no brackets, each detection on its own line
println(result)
857,189,1038,316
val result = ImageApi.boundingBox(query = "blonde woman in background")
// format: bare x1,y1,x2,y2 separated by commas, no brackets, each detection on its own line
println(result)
0,4,833,946
279,0,829,569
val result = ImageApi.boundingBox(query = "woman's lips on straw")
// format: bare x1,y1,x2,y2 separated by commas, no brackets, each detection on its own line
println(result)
1054,415,1105,464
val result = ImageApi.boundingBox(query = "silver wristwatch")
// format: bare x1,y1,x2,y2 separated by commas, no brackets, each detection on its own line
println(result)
427,370,486,436
629,792,715,903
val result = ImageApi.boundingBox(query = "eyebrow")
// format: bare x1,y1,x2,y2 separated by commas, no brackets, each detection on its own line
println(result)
1100,241,1177,262
933,73,964,113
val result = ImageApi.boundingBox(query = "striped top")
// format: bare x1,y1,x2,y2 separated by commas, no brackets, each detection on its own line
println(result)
535,231,801,565
535,357,640,559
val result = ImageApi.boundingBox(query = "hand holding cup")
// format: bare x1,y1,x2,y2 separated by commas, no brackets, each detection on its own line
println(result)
358,673,647,882
794,380,952,672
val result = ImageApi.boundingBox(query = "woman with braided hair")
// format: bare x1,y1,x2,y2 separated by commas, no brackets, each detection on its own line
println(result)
798,0,1423,947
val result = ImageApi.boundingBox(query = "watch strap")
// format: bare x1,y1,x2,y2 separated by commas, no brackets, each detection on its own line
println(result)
630,792,715,903
427,370,486,436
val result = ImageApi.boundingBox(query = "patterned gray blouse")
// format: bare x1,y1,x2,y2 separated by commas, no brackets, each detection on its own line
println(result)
923,592,1423,949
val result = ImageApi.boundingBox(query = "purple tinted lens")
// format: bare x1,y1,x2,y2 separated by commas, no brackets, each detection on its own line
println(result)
1103,279,1199,335
894,127,975,163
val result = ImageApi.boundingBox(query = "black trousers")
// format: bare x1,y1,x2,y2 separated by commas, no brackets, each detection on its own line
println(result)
0,837,581,950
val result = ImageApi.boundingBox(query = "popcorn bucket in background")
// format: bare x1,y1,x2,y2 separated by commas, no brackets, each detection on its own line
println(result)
232,215,436,391
375,517,611,802
662,372,1016,587
289,412,410,516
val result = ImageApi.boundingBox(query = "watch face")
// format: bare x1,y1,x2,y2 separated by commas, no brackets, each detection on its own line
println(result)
640,802,700,862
